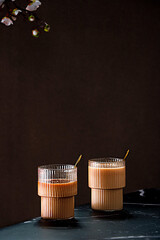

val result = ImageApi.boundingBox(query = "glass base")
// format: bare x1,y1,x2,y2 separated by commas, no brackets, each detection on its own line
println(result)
91,188,123,211
41,196,74,220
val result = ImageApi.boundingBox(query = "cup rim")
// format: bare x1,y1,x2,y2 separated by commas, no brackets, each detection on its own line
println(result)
38,164,76,170
88,157,124,163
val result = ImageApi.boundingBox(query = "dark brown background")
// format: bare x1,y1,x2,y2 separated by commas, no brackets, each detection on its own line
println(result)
0,0,160,228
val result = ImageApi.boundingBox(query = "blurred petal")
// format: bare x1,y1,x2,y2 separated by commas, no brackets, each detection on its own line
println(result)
11,16,16,21
0,0,5,6
1,17,13,26
26,0,41,11
12,8,22,16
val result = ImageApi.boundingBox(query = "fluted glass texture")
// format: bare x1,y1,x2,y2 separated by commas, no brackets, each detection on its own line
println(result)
88,158,126,211
38,164,77,219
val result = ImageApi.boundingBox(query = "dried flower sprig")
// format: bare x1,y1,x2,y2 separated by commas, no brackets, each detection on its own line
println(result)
0,0,50,37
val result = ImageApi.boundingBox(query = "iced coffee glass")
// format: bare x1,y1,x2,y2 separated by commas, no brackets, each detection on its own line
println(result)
38,164,77,219
88,158,125,211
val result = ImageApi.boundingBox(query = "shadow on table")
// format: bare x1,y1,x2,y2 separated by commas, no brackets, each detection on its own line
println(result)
91,209,133,220
36,218,81,229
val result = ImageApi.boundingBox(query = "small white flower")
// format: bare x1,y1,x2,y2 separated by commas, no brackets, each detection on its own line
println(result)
28,15,35,22
32,29,39,37
26,0,41,11
1,17,13,26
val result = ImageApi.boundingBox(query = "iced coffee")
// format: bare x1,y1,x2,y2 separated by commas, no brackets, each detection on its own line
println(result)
38,164,77,219
88,158,126,211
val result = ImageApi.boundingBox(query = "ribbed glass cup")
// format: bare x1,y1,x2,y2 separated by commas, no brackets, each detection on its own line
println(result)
88,158,126,211
38,164,77,219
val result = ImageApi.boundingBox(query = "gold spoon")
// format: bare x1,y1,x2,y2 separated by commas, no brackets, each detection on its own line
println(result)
75,155,82,168
123,149,129,161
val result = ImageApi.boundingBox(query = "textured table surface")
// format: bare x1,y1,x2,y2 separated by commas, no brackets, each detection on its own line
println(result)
0,189,160,240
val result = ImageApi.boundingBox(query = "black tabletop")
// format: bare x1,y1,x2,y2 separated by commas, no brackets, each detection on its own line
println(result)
0,189,160,240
